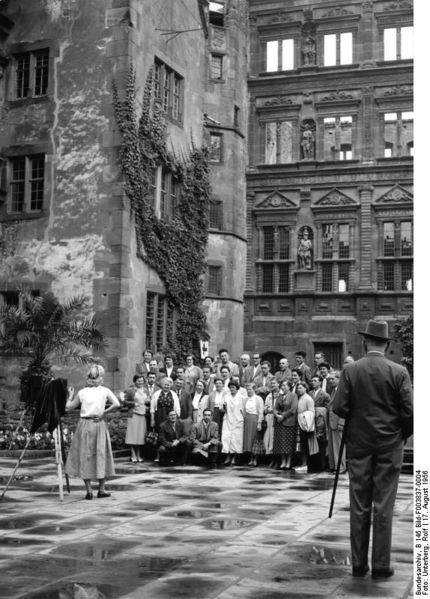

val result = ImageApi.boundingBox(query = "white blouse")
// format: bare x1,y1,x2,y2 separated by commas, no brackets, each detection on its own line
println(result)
69,386,120,418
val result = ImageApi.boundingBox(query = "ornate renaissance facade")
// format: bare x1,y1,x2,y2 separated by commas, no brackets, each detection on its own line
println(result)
245,0,413,367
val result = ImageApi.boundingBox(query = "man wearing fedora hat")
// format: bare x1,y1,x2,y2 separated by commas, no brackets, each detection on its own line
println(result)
333,319,413,580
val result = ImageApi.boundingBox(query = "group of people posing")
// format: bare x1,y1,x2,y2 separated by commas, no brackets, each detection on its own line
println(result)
121,348,350,472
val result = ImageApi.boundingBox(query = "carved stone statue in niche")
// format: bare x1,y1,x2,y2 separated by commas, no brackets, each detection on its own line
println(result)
297,226,313,270
302,35,316,65
300,122,315,160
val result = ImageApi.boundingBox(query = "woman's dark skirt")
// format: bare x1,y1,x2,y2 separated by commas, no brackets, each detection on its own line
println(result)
273,422,296,455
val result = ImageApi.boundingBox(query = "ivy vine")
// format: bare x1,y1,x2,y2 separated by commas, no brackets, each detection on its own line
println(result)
112,67,210,361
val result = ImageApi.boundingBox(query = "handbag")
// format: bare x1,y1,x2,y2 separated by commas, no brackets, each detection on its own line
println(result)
146,430,159,446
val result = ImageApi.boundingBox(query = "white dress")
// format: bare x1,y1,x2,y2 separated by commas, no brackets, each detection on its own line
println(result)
221,390,246,454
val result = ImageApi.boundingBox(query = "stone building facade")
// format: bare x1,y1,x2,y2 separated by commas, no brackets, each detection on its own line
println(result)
0,0,413,419
0,0,247,415
245,0,413,368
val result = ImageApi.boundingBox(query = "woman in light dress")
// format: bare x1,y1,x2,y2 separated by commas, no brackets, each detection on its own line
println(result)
263,378,279,467
65,365,120,500
123,374,150,463
221,378,246,466
295,381,318,472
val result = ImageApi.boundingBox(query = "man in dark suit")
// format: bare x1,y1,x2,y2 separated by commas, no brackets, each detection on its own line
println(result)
158,410,191,466
201,366,215,396
190,409,221,468
327,371,346,473
317,362,333,395
295,351,312,388
333,319,413,580
174,378,193,420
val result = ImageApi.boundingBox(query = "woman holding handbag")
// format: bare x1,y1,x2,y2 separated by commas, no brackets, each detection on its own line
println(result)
273,380,298,470
123,374,150,463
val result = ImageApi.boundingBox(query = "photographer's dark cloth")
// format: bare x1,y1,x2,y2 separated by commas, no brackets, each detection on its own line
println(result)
30,378,68,434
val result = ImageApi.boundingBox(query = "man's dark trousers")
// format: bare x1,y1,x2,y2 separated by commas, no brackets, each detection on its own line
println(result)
348,445,403,571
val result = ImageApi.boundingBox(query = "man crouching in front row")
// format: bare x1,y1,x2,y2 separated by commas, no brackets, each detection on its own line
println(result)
190,409,221,469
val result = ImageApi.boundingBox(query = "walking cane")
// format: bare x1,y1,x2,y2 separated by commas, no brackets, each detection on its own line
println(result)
328,419,348,518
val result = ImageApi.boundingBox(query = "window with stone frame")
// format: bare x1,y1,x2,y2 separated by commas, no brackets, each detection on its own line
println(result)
382,111,413,157
319,223,351,292
209,200,223,229
153,58,183,122
323,116,353,161
264,121,294,164
259,226,291,293
13,48,49,99
383,26,413,61
207,265,222,296
208,132,223,162
8,154,45,213
265,39,295,72
149,165,180,220
377,220,413,291
210,54,224,80
323,32,353,66
145,292,172,352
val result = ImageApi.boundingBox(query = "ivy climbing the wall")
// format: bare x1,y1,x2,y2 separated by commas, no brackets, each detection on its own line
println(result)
112,67,210,361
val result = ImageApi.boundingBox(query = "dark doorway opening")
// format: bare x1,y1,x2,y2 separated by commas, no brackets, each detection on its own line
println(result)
260,351,285,374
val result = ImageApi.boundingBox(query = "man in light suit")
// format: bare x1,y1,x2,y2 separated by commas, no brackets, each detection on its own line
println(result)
250,352,262,382
217,349,239,378
254,361,274,400
274,358,292,386
238,353,253,387
190,409,221,468
333,320,413,580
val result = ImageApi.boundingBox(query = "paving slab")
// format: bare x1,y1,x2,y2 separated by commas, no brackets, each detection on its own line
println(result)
0,455,414,599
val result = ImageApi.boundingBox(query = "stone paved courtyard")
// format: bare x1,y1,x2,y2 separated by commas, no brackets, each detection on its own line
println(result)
0,455,414,599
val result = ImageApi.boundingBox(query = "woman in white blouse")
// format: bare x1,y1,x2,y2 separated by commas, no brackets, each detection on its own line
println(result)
65,365,120,500
191,379,209,424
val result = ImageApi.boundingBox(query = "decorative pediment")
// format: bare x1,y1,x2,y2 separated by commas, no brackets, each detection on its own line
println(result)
375,185,413,204
256,191,296,209
315,189,356,206
383,85,413,96
320,90,354,102
263,96,293,107
322,7,354,17
385,0,412,10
